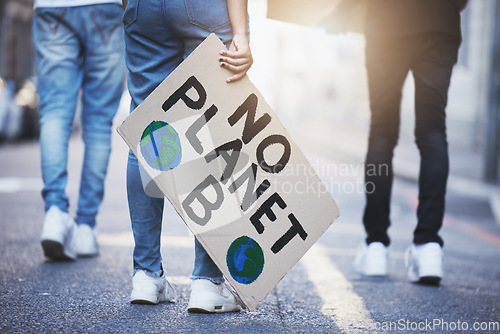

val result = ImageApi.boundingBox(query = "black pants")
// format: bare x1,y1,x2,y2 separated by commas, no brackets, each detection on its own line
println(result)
363,33,461,247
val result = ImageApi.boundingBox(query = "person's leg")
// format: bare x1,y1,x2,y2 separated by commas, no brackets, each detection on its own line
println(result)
363,37,412,247
33,7,82,213
411,33,461,247
160,0,242,312
164,0,234,283
34,7,83,260
124,0,183,276
192,239,224,284
127,152,165,276
76,4,125,228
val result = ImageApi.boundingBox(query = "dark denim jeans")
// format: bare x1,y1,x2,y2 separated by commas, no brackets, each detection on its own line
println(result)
363,33,461,247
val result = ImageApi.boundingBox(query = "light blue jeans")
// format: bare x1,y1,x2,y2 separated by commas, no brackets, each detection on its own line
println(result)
124,0,235,281
33,4,125,227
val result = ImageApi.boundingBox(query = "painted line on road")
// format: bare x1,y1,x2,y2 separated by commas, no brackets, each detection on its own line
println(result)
0,177,42,193
301,243,376,334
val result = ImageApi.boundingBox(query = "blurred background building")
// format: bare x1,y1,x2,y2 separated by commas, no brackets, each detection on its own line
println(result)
0,0,38,141
0,0,498,185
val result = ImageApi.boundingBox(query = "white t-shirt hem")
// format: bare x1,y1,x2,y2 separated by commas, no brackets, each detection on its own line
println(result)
34,0,122,8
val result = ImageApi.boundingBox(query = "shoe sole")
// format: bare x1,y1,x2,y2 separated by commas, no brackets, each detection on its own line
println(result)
417,276,441,286
187,307,216,313
130,291,165,305
187,303,241,313
41,240,74,261
77,251,99,258
413,265,443,286
187,307,241,313
130,299,158,305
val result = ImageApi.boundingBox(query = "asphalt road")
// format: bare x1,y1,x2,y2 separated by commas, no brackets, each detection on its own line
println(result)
1,122,499,334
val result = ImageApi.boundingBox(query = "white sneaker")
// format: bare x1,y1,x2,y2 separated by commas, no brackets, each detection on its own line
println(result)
41,206,77,260
405,242,443,285
130,270,177,304
187,279,242,313
75,224,99,257
354,241,388,276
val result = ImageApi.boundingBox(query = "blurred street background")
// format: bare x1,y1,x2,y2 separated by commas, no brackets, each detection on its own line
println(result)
1,0,499,333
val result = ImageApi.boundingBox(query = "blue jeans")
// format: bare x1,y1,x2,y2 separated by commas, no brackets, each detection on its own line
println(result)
33,4,125,227
124,0,234,281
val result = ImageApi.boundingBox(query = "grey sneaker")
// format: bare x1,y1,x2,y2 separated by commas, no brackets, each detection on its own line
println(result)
405,242,443,285
41,206,77,260
187,279,242,313
130,270,177,304
75,224,99,257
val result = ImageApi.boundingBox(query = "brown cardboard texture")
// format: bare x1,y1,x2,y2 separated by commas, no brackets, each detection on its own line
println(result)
117,34,340,311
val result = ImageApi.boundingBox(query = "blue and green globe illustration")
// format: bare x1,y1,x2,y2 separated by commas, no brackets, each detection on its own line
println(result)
226,236,264,285
140,121,182,171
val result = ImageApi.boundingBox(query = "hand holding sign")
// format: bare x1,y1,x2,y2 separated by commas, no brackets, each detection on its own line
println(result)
118,34,339,311
219,34,253,83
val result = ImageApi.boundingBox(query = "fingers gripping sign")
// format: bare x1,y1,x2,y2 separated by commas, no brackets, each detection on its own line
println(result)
219,34,253,83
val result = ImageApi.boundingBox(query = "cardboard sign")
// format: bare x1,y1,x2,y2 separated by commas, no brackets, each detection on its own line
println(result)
117,34,340,311
267,0,367,33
